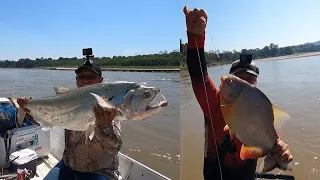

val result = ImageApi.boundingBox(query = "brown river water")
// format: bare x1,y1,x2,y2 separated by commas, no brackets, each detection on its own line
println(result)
1,55,320,180
181,55,320,180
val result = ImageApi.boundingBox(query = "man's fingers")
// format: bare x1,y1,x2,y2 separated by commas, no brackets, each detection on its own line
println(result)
271,146,284,158
93,105,102,122
193,8,199,13
278,151,289,161
199,17,207,25
183,6,189,15
93,105,98,115
17,97,31,107
191,9,199,22
95,104,104,119
283,154,293,163
277,149,293,163
272,142,289,159
110,107,116,119
198,9,208,22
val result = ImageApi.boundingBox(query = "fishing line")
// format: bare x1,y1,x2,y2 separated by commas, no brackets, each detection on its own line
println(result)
183,2,241,179
192,6,230,180
207,30,228,75
194,37,224,180
182,4,226,180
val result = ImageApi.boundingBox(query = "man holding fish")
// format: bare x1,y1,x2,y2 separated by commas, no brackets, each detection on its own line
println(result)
17,61,121,180
15,55,167,180
183,6,293,180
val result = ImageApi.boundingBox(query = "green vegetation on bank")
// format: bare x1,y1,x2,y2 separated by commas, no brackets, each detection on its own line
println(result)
37,66,179,70
0,51,180,69
180,40,320,68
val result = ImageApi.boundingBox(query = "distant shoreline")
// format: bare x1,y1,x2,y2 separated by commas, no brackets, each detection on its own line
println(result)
181,52,320,71
40,66,180,73
254,51,320,62
0,66,180,73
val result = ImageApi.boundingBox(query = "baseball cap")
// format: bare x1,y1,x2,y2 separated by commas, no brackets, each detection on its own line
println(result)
229,54,259,76
75,59,102,76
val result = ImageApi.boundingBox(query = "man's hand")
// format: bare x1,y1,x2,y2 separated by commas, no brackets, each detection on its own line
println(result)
183,6,208,36
271,139,293,163
93,104,116,126
17,97,31,111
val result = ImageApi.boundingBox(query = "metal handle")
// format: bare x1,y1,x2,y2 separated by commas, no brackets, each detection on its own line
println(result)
255,172,295,180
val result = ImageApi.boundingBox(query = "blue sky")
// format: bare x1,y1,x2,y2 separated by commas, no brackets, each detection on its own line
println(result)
0,0,182,60
1,1,319,60
181,0,320,53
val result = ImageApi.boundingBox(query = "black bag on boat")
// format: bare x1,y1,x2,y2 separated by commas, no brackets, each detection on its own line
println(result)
0,111,14,137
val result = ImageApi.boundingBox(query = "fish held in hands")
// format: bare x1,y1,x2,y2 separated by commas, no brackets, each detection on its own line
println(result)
10,81,168,142
219,75,292,172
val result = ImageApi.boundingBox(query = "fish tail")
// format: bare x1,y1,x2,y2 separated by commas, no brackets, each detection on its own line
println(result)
262,153,293,172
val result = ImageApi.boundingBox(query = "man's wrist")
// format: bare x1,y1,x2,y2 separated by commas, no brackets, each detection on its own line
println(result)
187,31,206,49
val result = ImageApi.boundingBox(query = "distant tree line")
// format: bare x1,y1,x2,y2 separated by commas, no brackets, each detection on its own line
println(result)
180,40,320,67
0,50,180,68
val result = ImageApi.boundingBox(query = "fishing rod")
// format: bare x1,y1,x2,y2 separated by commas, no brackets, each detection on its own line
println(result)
255,172,295,180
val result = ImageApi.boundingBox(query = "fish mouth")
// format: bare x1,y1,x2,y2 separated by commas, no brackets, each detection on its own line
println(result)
145,93,168,111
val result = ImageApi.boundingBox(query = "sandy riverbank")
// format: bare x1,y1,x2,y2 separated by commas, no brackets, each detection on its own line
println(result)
255,52,320,62
181,51,320,71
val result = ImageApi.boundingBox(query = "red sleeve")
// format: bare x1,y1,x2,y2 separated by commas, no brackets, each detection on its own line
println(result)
186,31,220,118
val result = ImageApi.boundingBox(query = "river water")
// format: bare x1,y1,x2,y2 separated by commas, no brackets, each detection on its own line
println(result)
0,69,180,180
181,55,320,180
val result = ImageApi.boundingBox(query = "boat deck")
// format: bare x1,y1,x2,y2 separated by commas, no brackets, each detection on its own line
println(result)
31,154,58,180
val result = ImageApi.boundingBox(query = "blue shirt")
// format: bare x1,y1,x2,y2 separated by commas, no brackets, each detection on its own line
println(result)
0,103,32,129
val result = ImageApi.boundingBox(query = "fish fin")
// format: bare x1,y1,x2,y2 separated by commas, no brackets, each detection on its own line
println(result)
262,153,293,172
223,125,235,140
53,86,71,95
123,90,135,106
272,104,291,132
90,93,113,111
85,124,96,144
240,144,265,160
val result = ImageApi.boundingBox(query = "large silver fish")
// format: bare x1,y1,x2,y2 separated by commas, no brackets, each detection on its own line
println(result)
219,74,293,172
10,81,168,141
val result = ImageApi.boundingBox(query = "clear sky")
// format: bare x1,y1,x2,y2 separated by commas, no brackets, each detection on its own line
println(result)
1,1,319,60
0,0,182,60
180,0,320,53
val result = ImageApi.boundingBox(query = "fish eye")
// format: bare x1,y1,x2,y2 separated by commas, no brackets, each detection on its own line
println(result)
143,92,151,98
